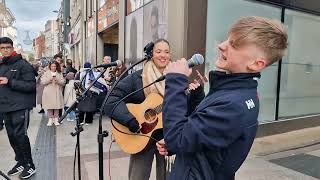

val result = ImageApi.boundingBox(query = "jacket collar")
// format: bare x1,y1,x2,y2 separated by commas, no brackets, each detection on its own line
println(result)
2,52,22,65
208,70,260,95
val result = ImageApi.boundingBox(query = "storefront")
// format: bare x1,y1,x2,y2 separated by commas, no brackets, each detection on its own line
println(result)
124,0,168,72
98,0,120,63
206,0,320,124
121,0,320,130
69,17,82,69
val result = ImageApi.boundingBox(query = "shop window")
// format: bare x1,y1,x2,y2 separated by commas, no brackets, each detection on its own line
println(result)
206,0,282,122
279,10,320,118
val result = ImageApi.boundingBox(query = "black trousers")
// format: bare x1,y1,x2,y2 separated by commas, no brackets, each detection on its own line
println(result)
4,109,34,166
59,109,63,117
78,111,94,124
0,112,3,126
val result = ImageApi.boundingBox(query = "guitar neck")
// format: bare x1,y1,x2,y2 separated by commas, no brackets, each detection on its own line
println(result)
155,104,162,114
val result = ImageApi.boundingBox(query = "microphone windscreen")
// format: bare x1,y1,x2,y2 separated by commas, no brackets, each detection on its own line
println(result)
188,54,204,67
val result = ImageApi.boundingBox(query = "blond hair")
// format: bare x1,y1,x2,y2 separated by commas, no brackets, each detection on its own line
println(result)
228,16,288,65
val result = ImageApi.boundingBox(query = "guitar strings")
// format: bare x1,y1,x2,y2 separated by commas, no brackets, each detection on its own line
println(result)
110,119,159,142
109,80,164,143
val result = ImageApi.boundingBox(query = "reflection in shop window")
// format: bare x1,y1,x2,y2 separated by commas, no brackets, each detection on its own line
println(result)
206,0,282,122
279,10,320,118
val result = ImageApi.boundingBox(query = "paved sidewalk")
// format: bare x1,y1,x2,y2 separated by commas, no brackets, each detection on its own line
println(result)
1,108,320,180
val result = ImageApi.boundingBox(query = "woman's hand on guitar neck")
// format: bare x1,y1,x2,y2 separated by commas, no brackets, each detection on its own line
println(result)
156,139,168,156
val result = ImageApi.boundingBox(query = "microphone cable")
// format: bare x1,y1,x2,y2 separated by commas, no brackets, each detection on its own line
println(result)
97,57,149,180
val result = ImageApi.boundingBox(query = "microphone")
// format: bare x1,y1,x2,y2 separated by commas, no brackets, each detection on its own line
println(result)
187,53,204,68
155,53,205,82
94,60,123,69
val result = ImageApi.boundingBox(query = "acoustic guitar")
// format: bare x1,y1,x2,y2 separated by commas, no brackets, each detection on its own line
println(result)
112,93,163,154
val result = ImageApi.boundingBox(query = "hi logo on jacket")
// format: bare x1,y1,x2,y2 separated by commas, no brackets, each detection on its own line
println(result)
245,99,255,110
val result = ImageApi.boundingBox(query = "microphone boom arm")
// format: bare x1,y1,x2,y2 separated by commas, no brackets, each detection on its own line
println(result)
59,68,107,123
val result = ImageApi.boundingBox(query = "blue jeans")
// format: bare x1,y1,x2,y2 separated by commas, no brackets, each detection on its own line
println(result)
64,107,76,120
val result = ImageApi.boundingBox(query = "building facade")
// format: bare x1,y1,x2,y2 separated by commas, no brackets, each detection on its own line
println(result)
1,25,17,47
97,0,119,63
33,33,46,59
44,20,59,58
116,0,320,134
0,0,17,46
62,0,320,133
69,0,82,69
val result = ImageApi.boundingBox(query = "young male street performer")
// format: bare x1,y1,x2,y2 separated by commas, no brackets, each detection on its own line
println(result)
157,16,288,180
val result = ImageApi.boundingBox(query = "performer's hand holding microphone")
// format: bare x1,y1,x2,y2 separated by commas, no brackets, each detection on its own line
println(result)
164,53,204,77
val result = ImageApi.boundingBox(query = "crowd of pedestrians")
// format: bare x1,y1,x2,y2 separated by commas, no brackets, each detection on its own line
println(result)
0,36,118,179
35,55,116,126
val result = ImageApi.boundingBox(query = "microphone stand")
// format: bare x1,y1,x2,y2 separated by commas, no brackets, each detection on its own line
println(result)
97,56,150,180
59,68,109,180
0,170,11,180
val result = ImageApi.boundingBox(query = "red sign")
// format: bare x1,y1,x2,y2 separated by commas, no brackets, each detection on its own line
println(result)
98,0,119,32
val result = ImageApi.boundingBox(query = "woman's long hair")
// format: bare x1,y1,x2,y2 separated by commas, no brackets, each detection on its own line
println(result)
49,61,61,73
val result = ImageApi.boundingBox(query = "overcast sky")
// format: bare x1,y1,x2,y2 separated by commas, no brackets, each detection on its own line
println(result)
6,0,61,51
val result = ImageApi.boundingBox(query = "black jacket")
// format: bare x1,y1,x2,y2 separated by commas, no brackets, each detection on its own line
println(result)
163,71,260,180
104,69,204,128
0,54,36,112
65,66,77,75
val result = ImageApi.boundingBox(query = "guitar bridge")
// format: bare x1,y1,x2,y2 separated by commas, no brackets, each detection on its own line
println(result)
140,119,158,134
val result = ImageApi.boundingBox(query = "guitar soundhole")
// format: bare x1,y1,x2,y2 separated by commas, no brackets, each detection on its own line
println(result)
140,109,158,134
144,109,157,122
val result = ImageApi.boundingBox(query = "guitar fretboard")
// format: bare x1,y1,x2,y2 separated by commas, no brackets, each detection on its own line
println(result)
154,104,162,114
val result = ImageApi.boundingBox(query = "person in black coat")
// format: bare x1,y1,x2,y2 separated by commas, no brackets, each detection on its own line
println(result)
65,59,77,76
0,37,37,179
104,39,204,180
156,16,288,180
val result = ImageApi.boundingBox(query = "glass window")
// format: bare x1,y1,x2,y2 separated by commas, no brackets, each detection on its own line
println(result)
125,8,144,73
127,0,144,15
279,10,320,118
206,0,282,122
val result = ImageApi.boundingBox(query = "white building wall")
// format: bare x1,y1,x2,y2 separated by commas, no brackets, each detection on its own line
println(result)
2,26,17,47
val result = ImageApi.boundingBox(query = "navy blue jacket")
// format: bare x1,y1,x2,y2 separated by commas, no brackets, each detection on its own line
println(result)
0,54,36,112
163,71,260,180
